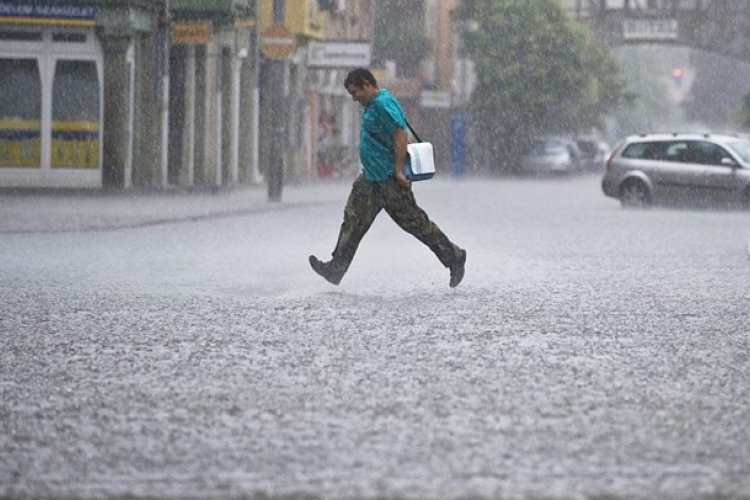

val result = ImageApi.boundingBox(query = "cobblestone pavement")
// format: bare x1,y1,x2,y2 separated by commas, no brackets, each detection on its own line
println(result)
1,175,749,500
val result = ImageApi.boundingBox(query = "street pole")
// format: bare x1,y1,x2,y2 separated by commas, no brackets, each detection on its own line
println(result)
267,0,285,202
160,0,171,188
250,8,263,185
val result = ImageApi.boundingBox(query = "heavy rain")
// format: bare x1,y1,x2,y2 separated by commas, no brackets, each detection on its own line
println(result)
1,1,750,500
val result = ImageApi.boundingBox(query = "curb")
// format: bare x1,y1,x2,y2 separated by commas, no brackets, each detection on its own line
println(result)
0,181,352,233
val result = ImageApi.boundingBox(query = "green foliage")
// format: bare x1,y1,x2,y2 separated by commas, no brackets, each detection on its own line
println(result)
734,93,750,131
456,0,625,171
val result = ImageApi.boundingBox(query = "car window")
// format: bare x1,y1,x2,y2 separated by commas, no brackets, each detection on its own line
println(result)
621,142,648,159
700,142,732,166
727,140,750,163
621,140,738,165
622,141,676,161
524,141,546,155
576,140,597,155
676,141,730,166
525,138,568,155
666,141,689,162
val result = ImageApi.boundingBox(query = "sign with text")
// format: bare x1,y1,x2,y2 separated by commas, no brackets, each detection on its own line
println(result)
623,19,678,41
0,3,94,19
172,22,211,44
421,90,452,109
308,41,371,69
0,2,95,25
261,23,295,60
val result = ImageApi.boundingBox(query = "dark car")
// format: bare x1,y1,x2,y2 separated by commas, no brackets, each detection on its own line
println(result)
575,137,611,172
521,136,582,175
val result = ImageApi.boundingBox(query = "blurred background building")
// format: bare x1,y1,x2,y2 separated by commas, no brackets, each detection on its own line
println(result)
2,0,750,189
0,0,469,190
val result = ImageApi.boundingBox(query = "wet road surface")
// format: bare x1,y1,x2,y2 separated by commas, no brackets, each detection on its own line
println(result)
2,174,749,499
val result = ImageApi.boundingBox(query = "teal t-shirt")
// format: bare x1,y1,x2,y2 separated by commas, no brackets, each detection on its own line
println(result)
359,89,408,182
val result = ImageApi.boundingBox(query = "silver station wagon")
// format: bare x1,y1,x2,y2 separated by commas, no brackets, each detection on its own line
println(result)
601,133,750,208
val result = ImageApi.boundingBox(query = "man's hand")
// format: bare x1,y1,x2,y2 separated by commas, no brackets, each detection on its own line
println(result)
395,170,412,188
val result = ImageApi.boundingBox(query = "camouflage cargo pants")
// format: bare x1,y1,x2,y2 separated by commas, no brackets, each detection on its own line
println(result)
327,175,463,277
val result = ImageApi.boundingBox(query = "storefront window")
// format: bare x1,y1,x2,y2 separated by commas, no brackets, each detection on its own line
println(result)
0,58,42,168
51,59,100,168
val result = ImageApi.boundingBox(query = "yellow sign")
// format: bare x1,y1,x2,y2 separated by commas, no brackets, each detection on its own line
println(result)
0,119,41,168
0,17,94,27
261,24,295,60
51,121,100,169
172,22,212,44
234,17,256,29
259,0,325,39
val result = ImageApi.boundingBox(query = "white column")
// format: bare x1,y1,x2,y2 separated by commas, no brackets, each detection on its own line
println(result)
215,87,222,187
182,44,196,186
160,75,170,188
124,42,135,189
251,87,263,183
204,40,221,187
229,53,241,185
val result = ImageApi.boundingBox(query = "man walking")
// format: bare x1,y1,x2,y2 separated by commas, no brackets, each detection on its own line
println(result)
309,68,467,287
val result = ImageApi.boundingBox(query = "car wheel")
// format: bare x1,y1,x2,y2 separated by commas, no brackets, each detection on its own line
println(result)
620,179,650,208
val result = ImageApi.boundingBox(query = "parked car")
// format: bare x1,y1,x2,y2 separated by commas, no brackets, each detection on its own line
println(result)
601,133,750,208
575,137,611,172
521,136,582,175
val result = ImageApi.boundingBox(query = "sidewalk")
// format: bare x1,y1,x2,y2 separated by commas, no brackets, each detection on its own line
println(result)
0,181,350,233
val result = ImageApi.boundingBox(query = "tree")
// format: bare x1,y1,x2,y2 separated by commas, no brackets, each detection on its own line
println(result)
454,0,624,172
735,93,750,131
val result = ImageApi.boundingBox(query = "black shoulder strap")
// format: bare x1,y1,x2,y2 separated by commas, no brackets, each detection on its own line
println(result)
366,119,423,148
405,119,423,143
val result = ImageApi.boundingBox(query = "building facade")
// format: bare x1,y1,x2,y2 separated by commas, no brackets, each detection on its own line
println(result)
302,0,372,180
0,0,465,189
0,0,159,188
0,0,260,189
169,0,258,188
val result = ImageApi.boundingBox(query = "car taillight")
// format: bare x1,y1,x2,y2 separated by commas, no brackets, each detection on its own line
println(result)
605,146,621,171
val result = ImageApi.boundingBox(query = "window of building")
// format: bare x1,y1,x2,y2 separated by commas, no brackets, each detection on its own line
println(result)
51,59,100,168
0,58,42,167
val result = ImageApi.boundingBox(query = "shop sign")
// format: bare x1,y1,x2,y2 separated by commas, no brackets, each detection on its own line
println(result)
261,23,295,60
0,2,95,25
172,22,212,45
623,19,678,41
420,91,452,109
308,41,371,69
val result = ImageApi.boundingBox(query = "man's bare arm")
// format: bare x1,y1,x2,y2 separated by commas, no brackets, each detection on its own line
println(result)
392,127,411,187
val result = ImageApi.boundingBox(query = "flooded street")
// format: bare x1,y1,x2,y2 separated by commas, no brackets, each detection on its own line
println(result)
2,174,749,499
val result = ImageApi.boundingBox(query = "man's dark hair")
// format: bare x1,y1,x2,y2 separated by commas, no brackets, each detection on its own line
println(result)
344,68,377,89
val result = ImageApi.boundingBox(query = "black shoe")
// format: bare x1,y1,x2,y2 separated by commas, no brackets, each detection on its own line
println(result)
309,255,343,285
449,249,466,288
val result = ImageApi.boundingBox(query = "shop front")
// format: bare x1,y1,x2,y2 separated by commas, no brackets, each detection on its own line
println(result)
0,4,103,188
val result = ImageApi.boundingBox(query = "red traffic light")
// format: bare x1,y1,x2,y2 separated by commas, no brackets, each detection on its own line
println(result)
672,67,684,79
